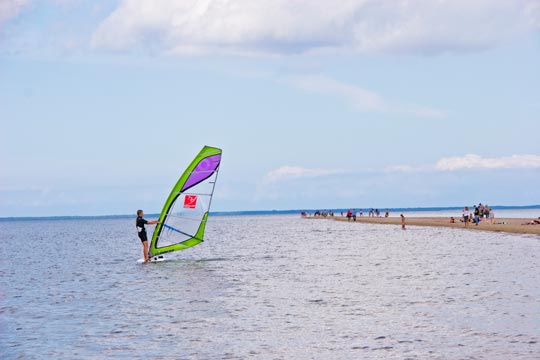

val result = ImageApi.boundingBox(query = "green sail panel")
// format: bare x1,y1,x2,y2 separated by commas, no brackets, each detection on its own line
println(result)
149,146,222,257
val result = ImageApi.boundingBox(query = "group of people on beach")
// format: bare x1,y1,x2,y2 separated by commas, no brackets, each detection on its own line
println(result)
523,218,540,225
460,203,494,227
307,208,391,219
345,209,405,230
305,208,405,229
344,208,391,220
306,210,334,217
306,208,390,221
366,208,390,217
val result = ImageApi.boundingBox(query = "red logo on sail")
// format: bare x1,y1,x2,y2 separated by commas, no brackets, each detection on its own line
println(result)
184,195,198,209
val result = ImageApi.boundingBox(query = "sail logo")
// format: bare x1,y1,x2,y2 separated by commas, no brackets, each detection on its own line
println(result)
184,195,198,209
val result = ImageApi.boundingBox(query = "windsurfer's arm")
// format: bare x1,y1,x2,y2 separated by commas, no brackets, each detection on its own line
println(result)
147,220,159,225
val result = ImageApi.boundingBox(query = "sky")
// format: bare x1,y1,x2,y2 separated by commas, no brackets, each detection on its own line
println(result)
1,0,539,217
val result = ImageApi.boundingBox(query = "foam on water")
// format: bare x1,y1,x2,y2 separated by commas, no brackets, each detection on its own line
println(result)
1,215,539,359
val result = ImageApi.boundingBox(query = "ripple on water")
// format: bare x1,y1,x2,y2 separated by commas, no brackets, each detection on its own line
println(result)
1,216,540,359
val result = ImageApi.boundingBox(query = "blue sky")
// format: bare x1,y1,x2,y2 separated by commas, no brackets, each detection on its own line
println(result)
1,0,539,216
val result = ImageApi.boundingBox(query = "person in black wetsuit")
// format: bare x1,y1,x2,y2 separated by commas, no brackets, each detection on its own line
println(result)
136,209,159,262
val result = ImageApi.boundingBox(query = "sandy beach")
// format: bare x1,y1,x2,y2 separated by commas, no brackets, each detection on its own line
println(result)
308,216,540,235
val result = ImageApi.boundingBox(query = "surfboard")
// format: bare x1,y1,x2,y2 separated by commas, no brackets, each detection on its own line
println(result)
137,255,167,264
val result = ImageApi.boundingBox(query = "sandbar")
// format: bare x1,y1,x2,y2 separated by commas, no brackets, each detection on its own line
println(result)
307,216,540,235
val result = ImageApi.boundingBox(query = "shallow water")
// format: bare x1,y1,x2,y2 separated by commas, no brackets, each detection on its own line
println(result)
1,215,539,359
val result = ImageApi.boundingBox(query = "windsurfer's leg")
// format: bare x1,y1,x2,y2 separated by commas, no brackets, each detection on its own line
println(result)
142,241,149,262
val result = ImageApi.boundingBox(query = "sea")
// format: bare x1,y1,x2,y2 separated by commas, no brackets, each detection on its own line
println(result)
1,208,539,359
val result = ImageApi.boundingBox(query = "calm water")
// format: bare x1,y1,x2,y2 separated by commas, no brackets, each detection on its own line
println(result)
1,215,539,359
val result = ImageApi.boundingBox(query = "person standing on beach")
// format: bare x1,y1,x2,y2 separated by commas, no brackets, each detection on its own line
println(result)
483,205,489,222
489,208,495,224
136,209,159,263
400,214,406,230
463,207,470,228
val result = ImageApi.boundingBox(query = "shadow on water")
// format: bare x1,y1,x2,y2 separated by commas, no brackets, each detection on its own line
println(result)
146,257,231,264
147,255,276,264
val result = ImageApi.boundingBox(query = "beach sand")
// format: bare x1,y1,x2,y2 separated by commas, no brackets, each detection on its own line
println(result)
308,216,540,235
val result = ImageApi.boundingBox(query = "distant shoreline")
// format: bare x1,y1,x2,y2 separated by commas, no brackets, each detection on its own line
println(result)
1,205,539,221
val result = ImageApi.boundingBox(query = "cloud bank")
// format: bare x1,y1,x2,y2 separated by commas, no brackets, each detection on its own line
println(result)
436,154,540,171
91,0,540,56
263,166,345,183
287,74,446,118
386,154,540,173
0,0,29,27
267,154,540,185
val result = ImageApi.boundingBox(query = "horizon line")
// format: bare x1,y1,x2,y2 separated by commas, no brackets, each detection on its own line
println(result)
1,204,539,221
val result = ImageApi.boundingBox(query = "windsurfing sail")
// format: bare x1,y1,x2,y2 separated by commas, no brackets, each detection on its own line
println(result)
149,146,222,257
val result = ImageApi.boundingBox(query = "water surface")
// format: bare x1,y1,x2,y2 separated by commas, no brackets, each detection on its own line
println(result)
1,215,539,359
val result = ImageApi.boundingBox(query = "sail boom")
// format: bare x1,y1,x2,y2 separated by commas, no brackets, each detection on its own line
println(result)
166,214,207,222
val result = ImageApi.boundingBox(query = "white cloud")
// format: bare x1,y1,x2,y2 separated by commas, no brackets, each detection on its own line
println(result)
288,74,382,111
91,0,539,56
436,154,540,171
524,0,540,28
386,154,540,173
287,74,446,118
263,166,345,183
0,0,30,27
385,165,418,173
267,155,540,184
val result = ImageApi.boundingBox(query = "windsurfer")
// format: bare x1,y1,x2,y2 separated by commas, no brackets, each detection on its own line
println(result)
136,209,159,263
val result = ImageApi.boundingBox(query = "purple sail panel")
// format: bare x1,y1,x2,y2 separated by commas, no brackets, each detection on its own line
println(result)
181,154,221,192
